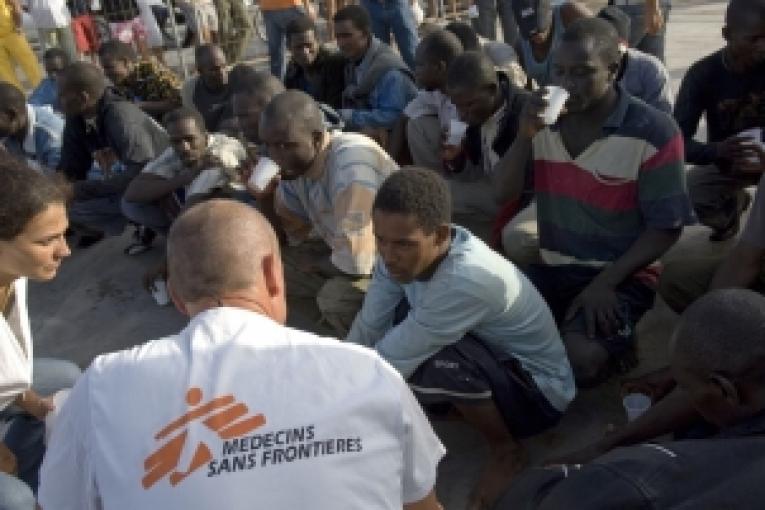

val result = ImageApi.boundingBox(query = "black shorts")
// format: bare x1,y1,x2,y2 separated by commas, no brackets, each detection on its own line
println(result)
525,264,655,358
408,334,562,439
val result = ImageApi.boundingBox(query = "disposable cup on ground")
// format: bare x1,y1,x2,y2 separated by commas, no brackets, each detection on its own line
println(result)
44,389,71,444
542,86,570,125
151,278,170,306
248,157,280,192
447,119,468,146
623,393,651,422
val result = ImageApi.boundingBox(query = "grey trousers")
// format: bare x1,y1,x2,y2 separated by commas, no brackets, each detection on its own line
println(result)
473,0,519,46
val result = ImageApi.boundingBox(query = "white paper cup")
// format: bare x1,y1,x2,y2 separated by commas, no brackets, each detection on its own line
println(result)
151,278,170,306
447,119,468,146
248,157,280,192
44,389,71,444
623,393,651,422
468,4,479,18
542,86,570,125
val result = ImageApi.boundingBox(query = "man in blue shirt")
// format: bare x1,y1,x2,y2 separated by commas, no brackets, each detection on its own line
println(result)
0,82,63,171
347,168,575,510
28,48,69,111
333,5,417,138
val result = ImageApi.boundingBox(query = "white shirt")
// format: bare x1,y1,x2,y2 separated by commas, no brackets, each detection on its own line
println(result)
39,308,445,510
403,89,459,132
480,104,507,176
28,0,71,28
0,279,33,411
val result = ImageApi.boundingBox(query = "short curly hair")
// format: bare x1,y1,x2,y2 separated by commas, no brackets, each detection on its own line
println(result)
373,167,451,232
0,155,71,240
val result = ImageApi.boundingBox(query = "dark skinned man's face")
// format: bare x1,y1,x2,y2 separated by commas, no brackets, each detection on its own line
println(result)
288,30,320,69
723,6,765,70
168,118,208,167
551,39,618,114
259,120,322,180
198,49,228,90
334,20,369,62
447,83,499,127
233,92,273,144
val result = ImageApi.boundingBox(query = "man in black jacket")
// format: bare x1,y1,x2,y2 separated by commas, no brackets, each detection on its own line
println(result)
283,15,346,110
57,62,169,250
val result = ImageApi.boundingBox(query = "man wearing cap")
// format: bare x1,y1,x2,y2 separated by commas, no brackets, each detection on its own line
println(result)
598,5,673,113
512,0,591,88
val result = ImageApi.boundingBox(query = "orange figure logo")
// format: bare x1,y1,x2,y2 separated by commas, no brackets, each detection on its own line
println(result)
142,387,266,489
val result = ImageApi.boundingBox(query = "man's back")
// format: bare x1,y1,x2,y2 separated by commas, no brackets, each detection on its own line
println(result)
39,308,444,509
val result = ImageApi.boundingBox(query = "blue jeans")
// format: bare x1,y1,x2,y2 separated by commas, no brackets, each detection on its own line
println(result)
69,193,127,236
360,0,417,70
474,0,519,45
120,198,173,235
0,358,80,506
263,6,306,79
616,2,671,63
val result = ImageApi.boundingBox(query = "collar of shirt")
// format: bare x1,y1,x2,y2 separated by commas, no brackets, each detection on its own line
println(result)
22,104,37,155
302,131,332,181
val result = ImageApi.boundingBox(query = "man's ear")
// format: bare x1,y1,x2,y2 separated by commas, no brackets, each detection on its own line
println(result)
435,223,451,246
710,372,741,407
262,253,284,299
167,278,190,317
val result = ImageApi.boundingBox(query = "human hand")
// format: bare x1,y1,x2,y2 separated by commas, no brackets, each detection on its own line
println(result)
717,135,756,161
518,89,549,139
733,141,765,174
621,366,676,401
246,173,280,201
565,281,621,338
0,442,17,476
440,142,463,162
644,6,664,35
18,391,55,421
93,148,118,176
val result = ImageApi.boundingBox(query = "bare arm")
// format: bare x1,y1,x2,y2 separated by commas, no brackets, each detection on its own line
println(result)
404,490,443,510
710,242,765,290
594,228,681,288
492,90,548,204
388,115,411,164
124,172,192,203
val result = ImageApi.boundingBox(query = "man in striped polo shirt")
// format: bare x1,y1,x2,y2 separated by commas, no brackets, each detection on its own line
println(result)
494,18,694,386
252,90,399,337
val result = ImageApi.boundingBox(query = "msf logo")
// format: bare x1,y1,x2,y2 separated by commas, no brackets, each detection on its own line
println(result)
142,387,266,489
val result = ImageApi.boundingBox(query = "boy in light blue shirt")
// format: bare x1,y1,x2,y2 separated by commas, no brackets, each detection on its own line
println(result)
347,168,575,510
29,48,69,111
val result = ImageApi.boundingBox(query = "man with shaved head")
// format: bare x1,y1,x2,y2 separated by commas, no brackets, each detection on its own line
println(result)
499,289,765,508
181,45,237,135
56,62,169,250
39,200,445,510
252,90,398,336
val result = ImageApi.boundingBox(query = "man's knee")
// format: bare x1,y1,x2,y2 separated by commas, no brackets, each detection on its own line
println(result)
316,277,369,336
501,212,540,269
658,257,721,314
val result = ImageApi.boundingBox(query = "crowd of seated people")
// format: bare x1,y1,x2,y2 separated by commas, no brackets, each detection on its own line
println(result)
1,0,765,509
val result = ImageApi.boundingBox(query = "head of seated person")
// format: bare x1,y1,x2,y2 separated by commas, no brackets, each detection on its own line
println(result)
99,40,140,87
333,5,373,62
672,289,765,429
446,51,504,128
722,0,765,73
597,5,631,51
42,48,69,83
258,90,326,181
163,107,209,169
167,199,285,322
372,168,451,284
552,17,622,115
0,82,29,139
286,14,322,71
195,44,229,92
444,21,481,52
230,65,285,146
414,29,463,92
513,0,554,45
57,62,108,118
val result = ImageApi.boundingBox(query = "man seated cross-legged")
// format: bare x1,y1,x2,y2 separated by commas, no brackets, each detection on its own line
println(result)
347,168,575,510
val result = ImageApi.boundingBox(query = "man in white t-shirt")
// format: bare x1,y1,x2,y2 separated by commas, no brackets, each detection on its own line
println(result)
122,107,247,235
38,199,445,510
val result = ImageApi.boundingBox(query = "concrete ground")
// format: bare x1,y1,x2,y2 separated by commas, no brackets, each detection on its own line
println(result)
29,1,729,508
